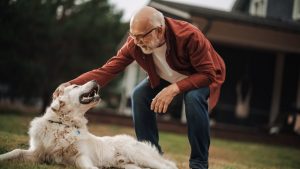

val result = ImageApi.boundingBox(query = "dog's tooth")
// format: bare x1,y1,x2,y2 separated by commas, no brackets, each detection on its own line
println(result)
82,97,90,101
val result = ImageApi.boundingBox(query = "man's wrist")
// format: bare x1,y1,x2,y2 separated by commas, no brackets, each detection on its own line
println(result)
171,83,180,95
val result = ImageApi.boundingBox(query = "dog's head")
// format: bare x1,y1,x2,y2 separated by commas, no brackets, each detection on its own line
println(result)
51,80,100,115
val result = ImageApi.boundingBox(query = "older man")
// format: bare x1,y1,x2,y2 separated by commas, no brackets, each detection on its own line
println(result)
55,6,225,169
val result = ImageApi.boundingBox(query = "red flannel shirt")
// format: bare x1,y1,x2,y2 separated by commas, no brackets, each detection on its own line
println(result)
70,17,226,110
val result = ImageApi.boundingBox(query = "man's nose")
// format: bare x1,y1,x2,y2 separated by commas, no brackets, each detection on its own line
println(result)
134,37,143,45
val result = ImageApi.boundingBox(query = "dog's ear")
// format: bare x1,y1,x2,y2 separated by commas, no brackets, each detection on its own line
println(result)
50,99,66,112
52,87,64,100
51,99,60,112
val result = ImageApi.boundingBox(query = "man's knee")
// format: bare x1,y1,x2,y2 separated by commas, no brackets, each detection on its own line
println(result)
131,82,152,104
184,88,210,128
131,85,143,101
184,87,209,104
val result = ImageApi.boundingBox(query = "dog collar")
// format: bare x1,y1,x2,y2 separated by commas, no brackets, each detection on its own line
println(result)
48,120,79,129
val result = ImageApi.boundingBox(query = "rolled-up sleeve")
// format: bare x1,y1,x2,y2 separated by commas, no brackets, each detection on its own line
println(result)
176,32,216,92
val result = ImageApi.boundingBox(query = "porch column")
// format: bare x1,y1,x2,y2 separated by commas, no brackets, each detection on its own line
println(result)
294,68,300,134
118,62,139,116
296,69,300,109
269,53,285,126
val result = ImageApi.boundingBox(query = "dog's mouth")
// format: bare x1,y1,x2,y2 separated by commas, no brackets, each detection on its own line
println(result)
79,85,100,104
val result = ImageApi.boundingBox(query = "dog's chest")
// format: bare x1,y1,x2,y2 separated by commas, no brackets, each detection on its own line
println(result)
41,123,84,151
39,124,86,163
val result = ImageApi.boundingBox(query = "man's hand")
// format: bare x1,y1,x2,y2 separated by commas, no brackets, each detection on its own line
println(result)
53,82,71,99
151,83,180,113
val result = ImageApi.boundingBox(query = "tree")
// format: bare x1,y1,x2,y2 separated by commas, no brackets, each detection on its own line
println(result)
0,0,128,112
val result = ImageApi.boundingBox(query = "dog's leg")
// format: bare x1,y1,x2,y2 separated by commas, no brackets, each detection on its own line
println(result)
114,156,142,169
124,152,177,169
148,158,178,169
118,164,142,169
0,149,37,162
76,155,98,169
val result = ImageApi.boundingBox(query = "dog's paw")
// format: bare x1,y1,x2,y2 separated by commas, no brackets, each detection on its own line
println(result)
115,154,128,164
123,165,142,169
0,154,7,161
86,167,98,169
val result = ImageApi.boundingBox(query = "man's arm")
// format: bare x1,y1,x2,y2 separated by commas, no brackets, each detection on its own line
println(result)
53,38,135,96
151,83,180,113
69,41,134,86
151,31,217,113
176,31,217,93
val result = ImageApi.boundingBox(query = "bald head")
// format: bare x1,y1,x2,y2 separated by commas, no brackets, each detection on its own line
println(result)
130,6,165,34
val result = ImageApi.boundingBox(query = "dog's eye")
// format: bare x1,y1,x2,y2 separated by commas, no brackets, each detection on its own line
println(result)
73,85,79,88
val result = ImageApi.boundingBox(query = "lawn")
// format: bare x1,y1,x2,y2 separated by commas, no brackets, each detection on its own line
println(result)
0,111,299,169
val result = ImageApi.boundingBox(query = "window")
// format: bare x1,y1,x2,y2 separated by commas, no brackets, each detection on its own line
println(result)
293,0,300,20
249,0,268,17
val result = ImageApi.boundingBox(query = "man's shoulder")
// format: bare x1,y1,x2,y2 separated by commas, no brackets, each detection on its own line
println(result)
166,17,202,39
118,37,143,60
119,37,136,53
166,17,199,32
165,17,205,47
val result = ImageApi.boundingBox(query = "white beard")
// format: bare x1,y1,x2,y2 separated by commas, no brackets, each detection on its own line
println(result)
140,46,154,54
138,38,161,54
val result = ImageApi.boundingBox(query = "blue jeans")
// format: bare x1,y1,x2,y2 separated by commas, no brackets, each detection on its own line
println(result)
131,78,210,169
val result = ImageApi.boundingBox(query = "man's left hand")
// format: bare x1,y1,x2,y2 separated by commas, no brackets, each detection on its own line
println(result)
151,83,180,113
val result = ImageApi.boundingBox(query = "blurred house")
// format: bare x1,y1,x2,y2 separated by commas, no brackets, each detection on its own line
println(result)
117,0,300,134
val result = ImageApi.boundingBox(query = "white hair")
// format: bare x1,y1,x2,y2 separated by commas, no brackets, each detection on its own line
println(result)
150,10,165,27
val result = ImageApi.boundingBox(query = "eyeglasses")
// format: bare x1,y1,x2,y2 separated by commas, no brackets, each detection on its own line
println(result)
129,27,158,40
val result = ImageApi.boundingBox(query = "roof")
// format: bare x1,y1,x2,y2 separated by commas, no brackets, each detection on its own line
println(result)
150,0,300,33
149,0,300,54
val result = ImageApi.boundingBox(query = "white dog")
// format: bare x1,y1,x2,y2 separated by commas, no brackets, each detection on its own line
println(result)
0,80,177,169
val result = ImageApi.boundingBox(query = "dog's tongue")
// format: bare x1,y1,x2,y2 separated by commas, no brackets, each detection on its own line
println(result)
80,90,99,104
81,94,94,103
79,85,100,104
82,97,91,101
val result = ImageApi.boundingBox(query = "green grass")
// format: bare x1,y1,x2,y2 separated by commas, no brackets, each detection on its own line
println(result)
0,112,300,169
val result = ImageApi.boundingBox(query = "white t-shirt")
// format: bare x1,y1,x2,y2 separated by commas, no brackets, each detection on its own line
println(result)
152,43,187,83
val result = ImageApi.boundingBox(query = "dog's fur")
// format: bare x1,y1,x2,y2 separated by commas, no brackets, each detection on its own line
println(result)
0,81,177,169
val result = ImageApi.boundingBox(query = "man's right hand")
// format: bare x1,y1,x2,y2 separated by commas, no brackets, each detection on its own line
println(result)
53,82,71,99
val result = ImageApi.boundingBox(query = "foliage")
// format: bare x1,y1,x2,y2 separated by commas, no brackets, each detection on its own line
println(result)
0,0,128,110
